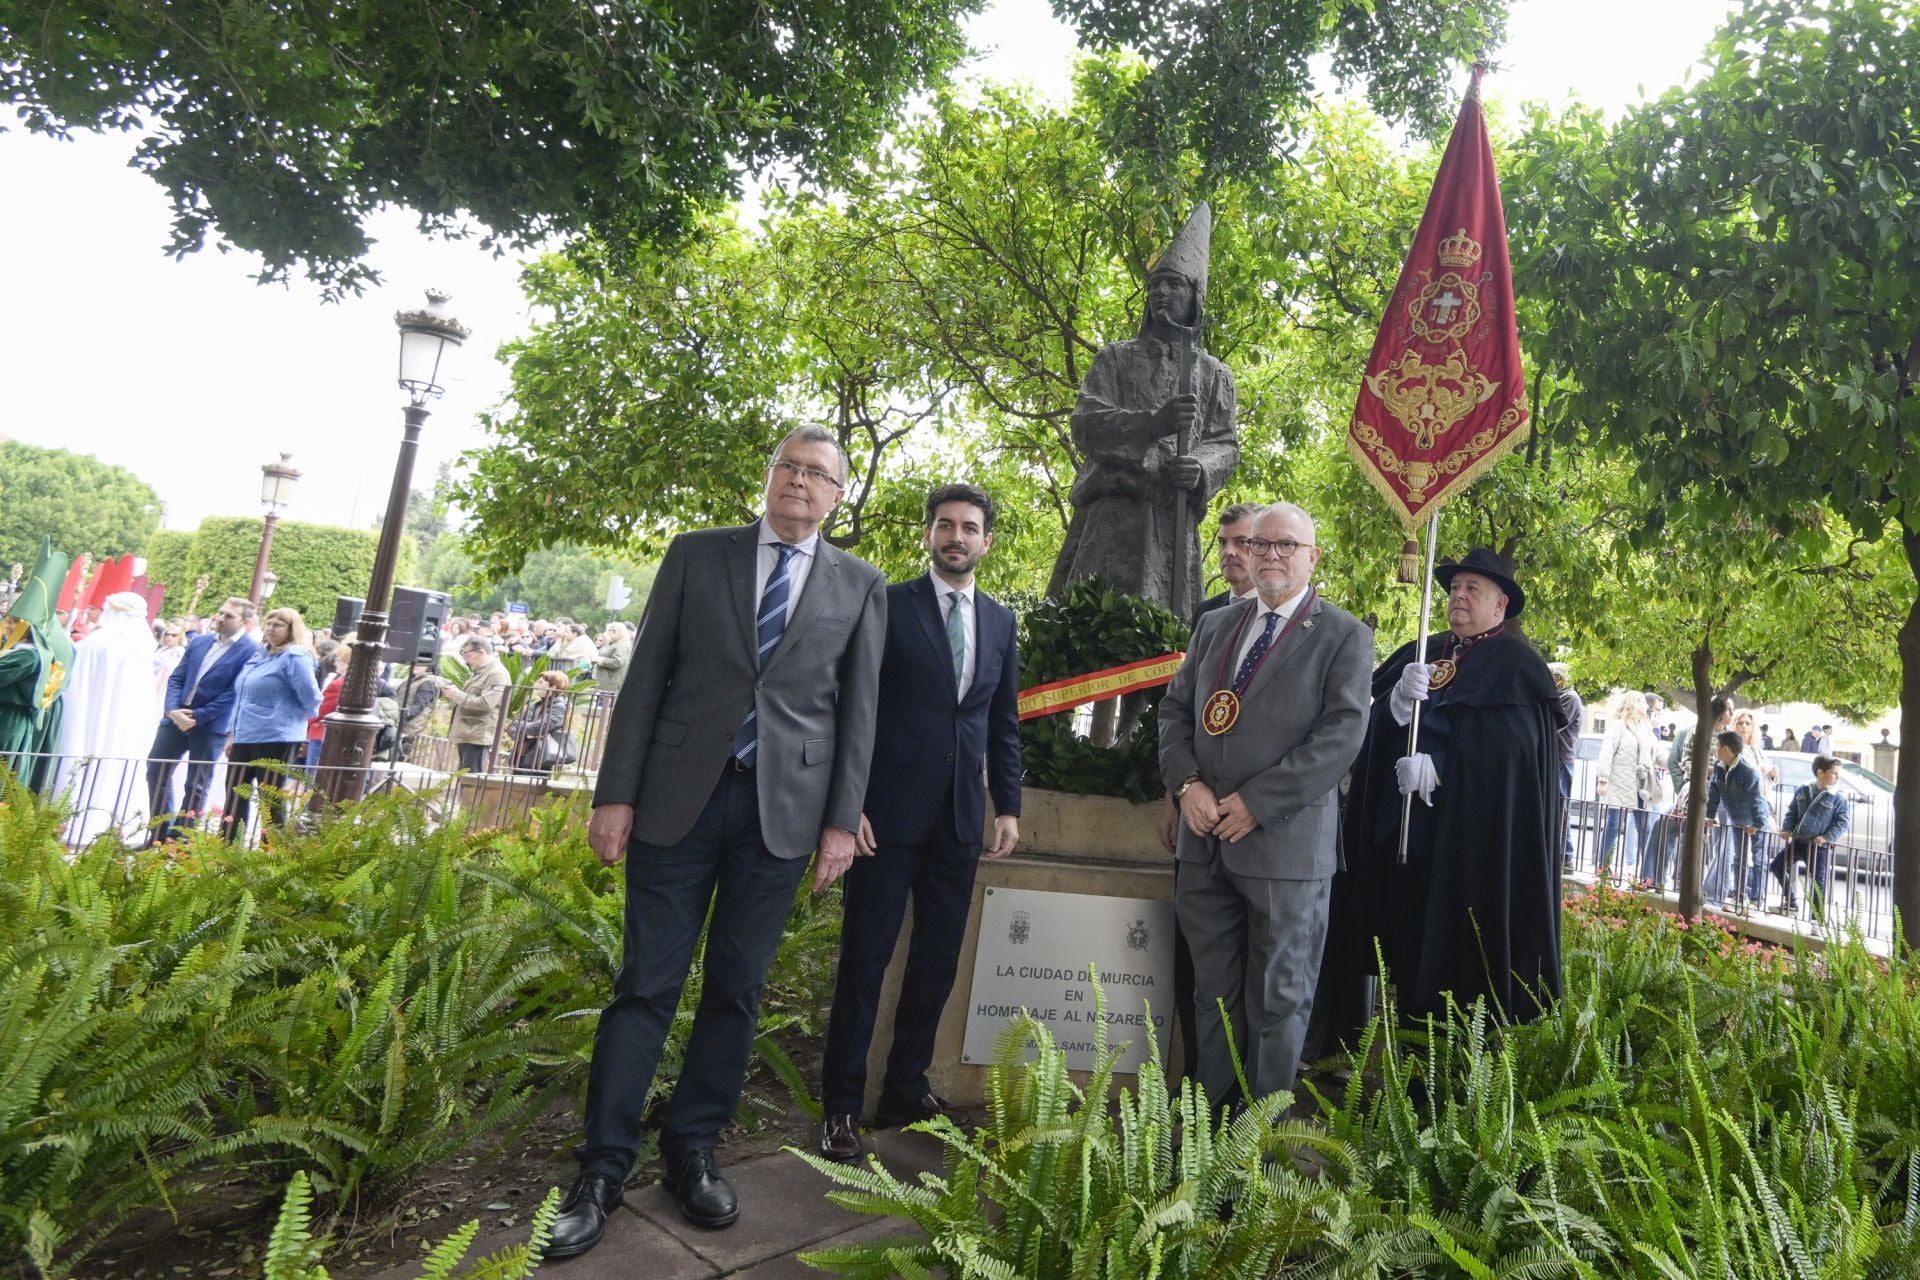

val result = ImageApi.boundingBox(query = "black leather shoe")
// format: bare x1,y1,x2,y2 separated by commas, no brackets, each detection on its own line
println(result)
820,1113,863,1162
665,1149,738,1228
547,1173,624,1259
876,1091,969,1128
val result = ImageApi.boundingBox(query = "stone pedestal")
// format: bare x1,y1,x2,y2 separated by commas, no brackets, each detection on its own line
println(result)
859,787,1177,1113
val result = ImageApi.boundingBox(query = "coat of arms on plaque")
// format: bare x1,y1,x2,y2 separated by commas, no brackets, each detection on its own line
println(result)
1009,910,1031,945
1126,918,1151,952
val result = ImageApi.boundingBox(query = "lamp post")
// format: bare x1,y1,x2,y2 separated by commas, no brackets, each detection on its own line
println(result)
250,453,301,607
261,569,279,602
318,289,469,804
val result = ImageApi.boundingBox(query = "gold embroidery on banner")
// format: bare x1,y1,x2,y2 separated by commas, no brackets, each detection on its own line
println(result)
1362,349,1501,451
1351,401,1528,507
1407,233,1485,344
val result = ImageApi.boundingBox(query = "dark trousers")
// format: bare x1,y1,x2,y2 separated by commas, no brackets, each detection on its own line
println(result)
820,795,977,1117
221,741,304,842
456,742,490,774
1171,862,1200,1087
579,767,809,1181
146,717,226,843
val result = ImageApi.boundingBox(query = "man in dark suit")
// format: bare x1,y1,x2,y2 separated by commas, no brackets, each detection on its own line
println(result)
550,426,887,1258
146,596,259,843
1159,503,1372,1110
817,483,1022,1162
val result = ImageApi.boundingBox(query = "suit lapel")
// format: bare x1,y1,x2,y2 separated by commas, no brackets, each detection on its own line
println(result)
912,576,960,697
1241,592,1321,702
728,526,760,663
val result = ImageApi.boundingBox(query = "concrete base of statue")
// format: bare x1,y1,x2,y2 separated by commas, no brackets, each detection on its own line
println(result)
858,786,1178,1115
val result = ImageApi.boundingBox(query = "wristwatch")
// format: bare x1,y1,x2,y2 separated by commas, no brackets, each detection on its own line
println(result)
1174,773,1202,800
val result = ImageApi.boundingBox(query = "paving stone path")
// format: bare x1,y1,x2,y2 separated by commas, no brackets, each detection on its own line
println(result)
373,1127,942,1279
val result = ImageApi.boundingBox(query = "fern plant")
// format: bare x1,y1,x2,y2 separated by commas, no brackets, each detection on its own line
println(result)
263,1170,560,1280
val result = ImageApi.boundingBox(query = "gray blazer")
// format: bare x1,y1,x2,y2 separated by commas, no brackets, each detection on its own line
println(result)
592,522,887,859
1159,592,1373,880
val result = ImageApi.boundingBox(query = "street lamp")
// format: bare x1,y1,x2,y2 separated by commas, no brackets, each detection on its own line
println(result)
318,290,469,804
261,569,279,601
249,453,301,607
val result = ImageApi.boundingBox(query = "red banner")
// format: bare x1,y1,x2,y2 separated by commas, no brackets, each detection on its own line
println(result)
1346,68,1528,531
1018,653,1185,721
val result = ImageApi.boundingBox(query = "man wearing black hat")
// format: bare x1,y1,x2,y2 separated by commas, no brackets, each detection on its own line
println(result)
1319,547,1562,1037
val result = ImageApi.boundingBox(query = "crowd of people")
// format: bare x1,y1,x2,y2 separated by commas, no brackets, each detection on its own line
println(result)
0,568,640,846
1557,687,1857,916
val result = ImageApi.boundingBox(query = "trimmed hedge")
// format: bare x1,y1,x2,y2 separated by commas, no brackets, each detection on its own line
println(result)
139,530,194,612
159,517,416,625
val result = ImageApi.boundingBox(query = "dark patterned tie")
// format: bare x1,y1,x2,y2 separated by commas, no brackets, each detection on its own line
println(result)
730,542,798,767
1232,611,1280,694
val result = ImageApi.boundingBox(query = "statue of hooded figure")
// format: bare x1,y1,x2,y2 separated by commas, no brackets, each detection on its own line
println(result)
1046,204,1240,622
0,538,76,792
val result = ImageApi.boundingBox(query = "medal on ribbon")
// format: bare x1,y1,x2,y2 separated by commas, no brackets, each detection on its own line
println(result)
1429,657,1458,690
1202,689,1241,736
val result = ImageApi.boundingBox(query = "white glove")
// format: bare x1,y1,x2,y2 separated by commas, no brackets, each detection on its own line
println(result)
1395,753,1440,806
1389,661,1433,726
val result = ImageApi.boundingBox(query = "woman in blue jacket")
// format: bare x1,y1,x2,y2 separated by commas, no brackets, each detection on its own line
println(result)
1772,754,1852,916
221,607,322,842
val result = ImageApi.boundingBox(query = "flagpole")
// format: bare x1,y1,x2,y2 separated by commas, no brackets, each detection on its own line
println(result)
1397,510,1441,865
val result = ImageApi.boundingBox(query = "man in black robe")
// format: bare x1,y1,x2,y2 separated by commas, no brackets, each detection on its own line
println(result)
1316,547,1561,1040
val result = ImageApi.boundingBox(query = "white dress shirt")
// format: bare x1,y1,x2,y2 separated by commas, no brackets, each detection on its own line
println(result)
755,517,821,625
931,574,978,698
1232,585,1309,673
187,634,237,698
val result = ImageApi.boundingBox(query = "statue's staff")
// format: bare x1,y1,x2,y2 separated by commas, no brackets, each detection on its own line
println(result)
1168,306,1202,614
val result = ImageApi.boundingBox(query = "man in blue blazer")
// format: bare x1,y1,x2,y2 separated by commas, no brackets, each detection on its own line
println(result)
818,482,1022,1161
146,597,260,843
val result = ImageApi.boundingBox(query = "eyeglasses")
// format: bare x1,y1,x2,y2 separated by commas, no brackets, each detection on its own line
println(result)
1244,538,1315,559
769,458,844,491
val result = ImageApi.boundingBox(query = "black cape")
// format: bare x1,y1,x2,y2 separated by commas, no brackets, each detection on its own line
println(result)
1327,629,1563,1027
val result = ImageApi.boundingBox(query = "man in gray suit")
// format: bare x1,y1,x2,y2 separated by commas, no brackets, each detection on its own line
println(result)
1159,502,1371,1113
550,425,887,1259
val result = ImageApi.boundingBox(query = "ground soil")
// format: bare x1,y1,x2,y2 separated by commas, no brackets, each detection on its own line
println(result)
42,1052,823,1279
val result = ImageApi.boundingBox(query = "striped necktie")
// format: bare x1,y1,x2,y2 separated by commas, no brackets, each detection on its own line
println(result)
730,542,798,767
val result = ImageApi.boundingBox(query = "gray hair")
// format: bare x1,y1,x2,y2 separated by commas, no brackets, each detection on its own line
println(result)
771,425,851,486
460,636,495,656
1257,501,1318,547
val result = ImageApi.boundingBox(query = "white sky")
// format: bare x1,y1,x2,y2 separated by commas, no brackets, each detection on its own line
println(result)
0,0,1735,535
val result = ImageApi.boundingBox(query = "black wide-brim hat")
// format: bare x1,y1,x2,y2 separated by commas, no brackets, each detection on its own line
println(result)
1435,546,1524,618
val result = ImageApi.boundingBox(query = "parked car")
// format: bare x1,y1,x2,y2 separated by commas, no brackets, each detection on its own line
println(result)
1763,750,1896,865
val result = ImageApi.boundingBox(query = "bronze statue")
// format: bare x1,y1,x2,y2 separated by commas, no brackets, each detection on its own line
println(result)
1046,204,1239,622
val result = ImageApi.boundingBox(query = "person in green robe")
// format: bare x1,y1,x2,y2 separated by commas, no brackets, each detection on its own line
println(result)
0,538,75,792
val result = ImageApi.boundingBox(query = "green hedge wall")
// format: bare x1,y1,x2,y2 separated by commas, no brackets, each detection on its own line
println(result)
174,517,415,627
140,530,195,614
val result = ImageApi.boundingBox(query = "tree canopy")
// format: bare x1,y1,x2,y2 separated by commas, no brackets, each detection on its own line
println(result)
0,440,161,571
0,0,1508,295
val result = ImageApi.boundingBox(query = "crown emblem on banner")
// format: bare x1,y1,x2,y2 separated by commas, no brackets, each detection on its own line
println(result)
1437,229,1483,270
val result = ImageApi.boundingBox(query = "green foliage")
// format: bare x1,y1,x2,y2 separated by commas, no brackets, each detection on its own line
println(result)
175,516,416,625
261,1170,559,1280
1018,578,1191,801
0,775,835,1275
0,440,161,571
0,0,981,296
140,529,195,611
1057,0,1507,188
798,886,1920,1278
797,979,1342,1280
412,534,659,627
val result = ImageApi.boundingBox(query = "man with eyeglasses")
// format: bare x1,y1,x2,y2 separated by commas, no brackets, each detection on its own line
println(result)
1156,499,1263,1088
1159,503,1372,1114
551,425,886,1259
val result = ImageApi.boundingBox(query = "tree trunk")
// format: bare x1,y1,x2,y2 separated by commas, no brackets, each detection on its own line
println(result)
1676,638,1715,919
1894,528,1920,953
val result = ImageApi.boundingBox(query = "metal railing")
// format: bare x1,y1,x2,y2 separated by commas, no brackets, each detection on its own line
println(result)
1563,754,1897,945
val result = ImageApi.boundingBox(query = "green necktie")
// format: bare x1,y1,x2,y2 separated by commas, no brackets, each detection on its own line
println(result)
946,591,967,685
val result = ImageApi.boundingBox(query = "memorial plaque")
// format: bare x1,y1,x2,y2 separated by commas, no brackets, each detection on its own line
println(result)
962,886,1175,1073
